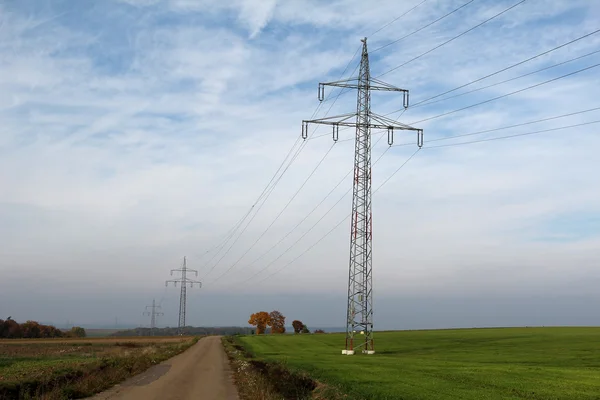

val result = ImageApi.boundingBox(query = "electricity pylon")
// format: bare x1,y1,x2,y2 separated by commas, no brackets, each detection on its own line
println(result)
302,38,423,355
165,256,201,334
143,298,164,336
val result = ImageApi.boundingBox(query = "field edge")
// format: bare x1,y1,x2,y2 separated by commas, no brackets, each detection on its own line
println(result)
0,336,201,400
223,336,348,400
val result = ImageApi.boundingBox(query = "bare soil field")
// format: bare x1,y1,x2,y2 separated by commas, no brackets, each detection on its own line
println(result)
0,336,191,345
0,335,199,399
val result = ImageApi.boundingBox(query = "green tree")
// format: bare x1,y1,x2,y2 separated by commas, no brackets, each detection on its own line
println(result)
70,326,86,337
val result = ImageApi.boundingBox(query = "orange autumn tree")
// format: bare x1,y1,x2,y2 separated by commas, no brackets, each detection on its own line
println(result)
248,311,271,334
269,310,286,334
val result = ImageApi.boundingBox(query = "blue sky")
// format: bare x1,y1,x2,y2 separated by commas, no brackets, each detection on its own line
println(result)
1,0,599,329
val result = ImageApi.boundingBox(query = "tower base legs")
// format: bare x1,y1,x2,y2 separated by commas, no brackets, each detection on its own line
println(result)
341,350,375,355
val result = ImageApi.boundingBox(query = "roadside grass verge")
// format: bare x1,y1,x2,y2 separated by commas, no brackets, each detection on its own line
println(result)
223,336,345,400
237,327,600,400
0,336,199,399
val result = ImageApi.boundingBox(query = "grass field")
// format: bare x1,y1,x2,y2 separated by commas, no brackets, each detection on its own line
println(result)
238,327,600,400
0,336,197,399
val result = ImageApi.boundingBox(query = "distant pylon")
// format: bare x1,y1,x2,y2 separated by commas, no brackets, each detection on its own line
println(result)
143,299,164,336
302,38,423,355
165,256,201,334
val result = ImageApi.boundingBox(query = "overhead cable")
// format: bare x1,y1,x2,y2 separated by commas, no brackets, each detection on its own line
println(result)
377,0,527,77
371,0,478,53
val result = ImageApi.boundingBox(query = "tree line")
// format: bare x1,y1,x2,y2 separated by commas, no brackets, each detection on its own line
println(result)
0,317,86,338
110,326,255,337
248,311,325,334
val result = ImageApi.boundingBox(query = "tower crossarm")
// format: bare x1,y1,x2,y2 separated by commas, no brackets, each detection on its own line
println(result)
302,112,423,146
165,278,202,287
318,78,409,108
170,268,199,274
319,78,410,102
369,113,419,130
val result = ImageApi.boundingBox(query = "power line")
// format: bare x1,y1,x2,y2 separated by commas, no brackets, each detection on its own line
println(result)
377,0,527,78
201,86,355,280
369,0,430,38
200,48,365,281
223,18,597,293
389,106,600,146
201,127,324,281
253,148,421,286
320,0,482,106
196,204,259,271
193,45,367,271
321,0,446,105
233,137,393,287
410,49,600,109
424,119,600,149
254,213,348,285
236,184,351,286
315,32,600,140
194,136,303,268
214,133,388,288
409,62,600,125
209,142,339,284
228,170,352,278
318,5,589,139
326,107,600,146
200,140,308,280
409,28,600,108
371,0,477,53
239,115,600,284
374,148,421,193
249,118,600,284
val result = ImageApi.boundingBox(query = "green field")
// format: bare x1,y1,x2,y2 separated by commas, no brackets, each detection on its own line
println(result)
238,327,600,400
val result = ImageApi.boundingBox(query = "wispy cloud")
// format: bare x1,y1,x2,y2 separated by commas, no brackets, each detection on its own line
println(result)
1,0,599,327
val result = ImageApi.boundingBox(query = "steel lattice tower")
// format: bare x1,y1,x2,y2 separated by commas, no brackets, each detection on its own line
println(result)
302,38,423,355
165,256,201,334
143,298,164,336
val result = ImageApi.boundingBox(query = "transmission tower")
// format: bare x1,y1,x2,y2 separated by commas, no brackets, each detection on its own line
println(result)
143,299,164,336
165,256,201,334
302,38,423,355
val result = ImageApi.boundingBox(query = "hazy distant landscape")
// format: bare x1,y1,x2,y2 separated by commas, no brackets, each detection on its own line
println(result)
2,0,600,398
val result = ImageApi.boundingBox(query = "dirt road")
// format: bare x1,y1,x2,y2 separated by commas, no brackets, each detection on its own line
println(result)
89,336,239,400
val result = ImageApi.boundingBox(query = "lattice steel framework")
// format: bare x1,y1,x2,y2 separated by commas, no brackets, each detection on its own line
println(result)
302,38,423,355
165,256,201,334
143,298,164,336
